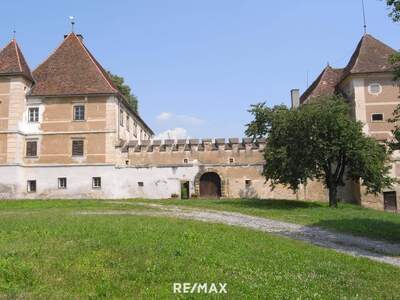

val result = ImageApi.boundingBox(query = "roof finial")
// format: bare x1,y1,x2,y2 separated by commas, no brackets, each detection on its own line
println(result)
69,16,75,33
12,29,16,40
361,0,367,34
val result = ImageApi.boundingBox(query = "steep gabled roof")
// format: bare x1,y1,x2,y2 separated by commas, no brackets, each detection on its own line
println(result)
342,34,396,77
30,33,118,96
300,66,343,104
0,39,33,82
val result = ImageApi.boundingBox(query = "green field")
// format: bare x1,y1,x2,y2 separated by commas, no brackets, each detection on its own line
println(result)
144,198,400,243
0,199,399,299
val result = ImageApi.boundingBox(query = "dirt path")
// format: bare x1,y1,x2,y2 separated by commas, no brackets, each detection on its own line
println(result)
76,202,400,267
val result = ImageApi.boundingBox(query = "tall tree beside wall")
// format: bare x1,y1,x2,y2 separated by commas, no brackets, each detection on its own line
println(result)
246,96,393,207
386,0,400,79
108,71,139,112
385,1,400,149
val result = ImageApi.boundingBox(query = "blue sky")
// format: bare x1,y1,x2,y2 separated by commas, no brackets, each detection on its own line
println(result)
0,1,399,139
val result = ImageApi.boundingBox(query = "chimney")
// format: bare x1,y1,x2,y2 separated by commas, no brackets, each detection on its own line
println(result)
291,89,300,109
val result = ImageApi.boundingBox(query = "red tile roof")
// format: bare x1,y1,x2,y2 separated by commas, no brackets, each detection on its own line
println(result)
343,34,396,76
30,33,118,96
0,39,33,82
29,33,154,135
301,34,397,103
300,66,343,104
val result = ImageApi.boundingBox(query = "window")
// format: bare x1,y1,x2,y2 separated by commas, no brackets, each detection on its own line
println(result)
126,115,130,132
138,182,144,187
58,177,67,189
73,105,85,121
26,140,37,157
134,122,137,137
245,180,252,187
125,160,130,165
229,158,234,164
383,191,397,211
92,177,101,189
371,113,384,122
368,83,382,95
72,140,84,156
183,158,188,164
28,107,39,122
27,180,36,193
120,109,124,126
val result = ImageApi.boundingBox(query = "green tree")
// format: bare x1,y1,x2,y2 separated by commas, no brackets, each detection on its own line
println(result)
246,96,393,207
387,0,400,22
385,1,400,149
386,0,400,79
107,71,138,112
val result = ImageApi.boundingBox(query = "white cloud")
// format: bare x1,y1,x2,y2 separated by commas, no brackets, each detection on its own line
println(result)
176,114,205,125
156,112,172,121
154,127,189,140
156,112,205,125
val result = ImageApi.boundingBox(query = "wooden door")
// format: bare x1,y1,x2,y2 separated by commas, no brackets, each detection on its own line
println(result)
384,191,397,211
200,172,221,198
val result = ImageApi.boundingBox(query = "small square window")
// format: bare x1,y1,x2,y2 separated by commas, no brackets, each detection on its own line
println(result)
28,107,39,122
27,180,36,193
26,140,38,157
72,140,84,156
371,113,384,122
74,105,85,121
229,158,234,164
245,179,252,187
58,177,67,189
183,158,188,164
125,160,130,165
92,177,101,189
138,182,144,187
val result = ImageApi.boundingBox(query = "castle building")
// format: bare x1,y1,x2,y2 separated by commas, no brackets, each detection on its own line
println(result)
0,32,398,211
296,34,400,211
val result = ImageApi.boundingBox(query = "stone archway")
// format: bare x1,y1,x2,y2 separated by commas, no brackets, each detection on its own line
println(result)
194,169,226,198
199,172,221,198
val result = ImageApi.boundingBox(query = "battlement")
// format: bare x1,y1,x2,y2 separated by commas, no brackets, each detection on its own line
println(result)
120,138,266,153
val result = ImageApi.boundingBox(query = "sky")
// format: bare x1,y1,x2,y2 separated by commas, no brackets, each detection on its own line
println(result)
0,0,399,139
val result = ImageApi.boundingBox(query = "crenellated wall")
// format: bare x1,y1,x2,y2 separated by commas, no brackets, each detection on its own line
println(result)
120,138,266,166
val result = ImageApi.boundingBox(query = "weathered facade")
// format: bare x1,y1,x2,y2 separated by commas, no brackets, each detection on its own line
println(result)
0,31,398,211
299,34,400,211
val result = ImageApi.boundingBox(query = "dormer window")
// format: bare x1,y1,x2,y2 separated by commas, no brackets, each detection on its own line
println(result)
28,107,39,123
368,83,382,95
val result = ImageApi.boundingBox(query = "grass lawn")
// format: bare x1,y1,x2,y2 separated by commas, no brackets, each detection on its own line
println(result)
141,198,400,243
0,200,399,299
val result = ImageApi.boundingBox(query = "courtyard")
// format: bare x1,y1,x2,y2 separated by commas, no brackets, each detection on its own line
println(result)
0,198,399,299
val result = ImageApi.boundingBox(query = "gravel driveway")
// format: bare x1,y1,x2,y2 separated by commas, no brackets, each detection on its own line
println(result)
76,202,400,267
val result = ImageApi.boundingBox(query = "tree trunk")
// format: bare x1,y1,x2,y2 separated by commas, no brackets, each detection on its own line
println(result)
328,185,338,208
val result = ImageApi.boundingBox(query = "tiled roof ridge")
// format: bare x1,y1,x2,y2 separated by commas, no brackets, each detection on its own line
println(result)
73,34,117,93
0,39,33,82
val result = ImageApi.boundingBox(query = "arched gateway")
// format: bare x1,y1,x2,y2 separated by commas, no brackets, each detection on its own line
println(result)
199,172,222,198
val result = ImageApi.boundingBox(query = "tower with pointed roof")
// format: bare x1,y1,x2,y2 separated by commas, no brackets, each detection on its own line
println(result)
0,39,34,164
298,34,400,210
22,32,153,166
